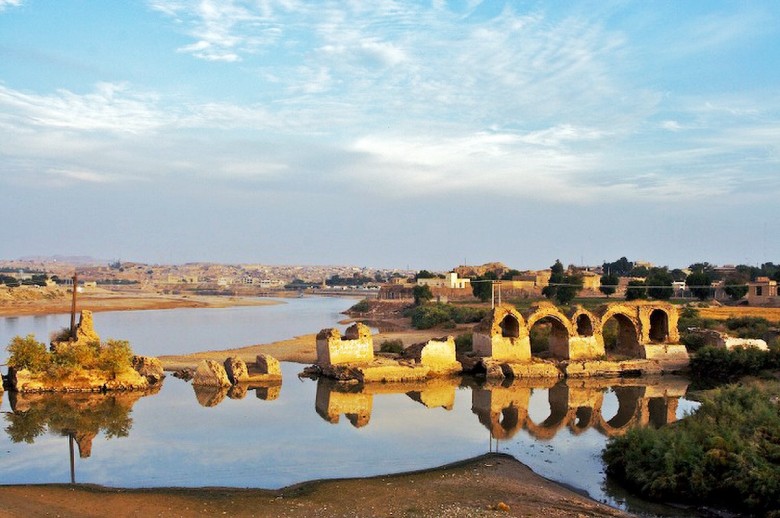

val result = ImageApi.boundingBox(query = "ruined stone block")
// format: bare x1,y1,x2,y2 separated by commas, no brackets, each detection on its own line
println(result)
402,336,461,376
316,323,374,366
192,359,231,388
255,353,282,376
224,357,249,384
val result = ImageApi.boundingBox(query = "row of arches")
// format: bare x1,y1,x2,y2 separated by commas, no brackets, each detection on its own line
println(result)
472,382,684,440
473,302,681,361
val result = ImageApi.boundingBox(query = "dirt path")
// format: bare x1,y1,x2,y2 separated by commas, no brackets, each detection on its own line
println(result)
0,454,629,517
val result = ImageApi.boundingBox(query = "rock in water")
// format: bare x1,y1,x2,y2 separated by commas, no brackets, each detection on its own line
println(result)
192,360,231,387
224,357,249,384
132,356,165,384
256,353,281,376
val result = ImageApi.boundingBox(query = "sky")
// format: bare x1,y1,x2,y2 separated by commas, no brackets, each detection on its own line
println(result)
1,0,778,271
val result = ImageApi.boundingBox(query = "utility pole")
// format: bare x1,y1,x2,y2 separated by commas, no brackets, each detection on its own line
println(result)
70,272,78,340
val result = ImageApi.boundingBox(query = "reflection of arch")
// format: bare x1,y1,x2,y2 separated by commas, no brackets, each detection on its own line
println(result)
648,309,669,343
524,385,569,440
647,397,679,428
597,386,644,436
471,384,530,440
601,312,641,358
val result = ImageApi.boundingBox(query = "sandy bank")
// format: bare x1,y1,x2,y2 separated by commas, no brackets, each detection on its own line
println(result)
0,288,281,317
159,327,458,369
0,453,628,517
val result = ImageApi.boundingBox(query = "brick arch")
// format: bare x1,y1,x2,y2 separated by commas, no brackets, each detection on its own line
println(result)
598,306,642,359
525,304,575,360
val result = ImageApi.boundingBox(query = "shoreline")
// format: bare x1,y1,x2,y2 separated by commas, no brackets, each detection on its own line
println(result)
0,290,283,317
0,453,629,517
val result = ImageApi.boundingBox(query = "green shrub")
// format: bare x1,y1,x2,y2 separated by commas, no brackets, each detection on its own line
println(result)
603,382,780,514
454,333,473,353
725,316,771,339
6,334,49,372
410,303,453,329
408,303,487,330
98,339,133,375
349,299,371,313
379,339,404,354
680,332,708,352
690,345,778,382
53,340,101,370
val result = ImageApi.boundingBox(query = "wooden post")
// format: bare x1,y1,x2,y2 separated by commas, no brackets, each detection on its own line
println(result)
70,273,78,340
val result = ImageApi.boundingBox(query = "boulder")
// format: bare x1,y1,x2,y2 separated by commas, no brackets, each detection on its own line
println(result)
256,354,282,376
192,360,231,387
132,356,165,384
224,357,249,384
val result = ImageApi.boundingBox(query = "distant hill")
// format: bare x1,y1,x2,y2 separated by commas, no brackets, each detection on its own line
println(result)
16,255,106,265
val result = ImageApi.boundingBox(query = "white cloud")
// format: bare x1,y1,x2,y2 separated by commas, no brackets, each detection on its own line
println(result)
0,82,171,133
0,0,22,11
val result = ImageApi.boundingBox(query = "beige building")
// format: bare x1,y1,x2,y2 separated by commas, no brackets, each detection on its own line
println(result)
417,272,471,290
747,277,779,306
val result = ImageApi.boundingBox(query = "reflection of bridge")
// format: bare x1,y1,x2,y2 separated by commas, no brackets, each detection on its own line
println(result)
472,377,688,440
313,376,688,437
474,301,688,363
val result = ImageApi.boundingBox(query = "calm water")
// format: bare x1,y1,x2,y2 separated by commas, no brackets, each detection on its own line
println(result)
0,296,355,359
0,298,698,514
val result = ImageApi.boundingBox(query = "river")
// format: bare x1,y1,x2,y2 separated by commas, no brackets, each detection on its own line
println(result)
0,296,697,515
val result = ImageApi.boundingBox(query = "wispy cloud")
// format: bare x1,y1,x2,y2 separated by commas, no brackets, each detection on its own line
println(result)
0,82,171,133
0,0,22,11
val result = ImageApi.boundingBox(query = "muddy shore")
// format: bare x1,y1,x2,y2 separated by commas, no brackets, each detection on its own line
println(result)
0,454,629,517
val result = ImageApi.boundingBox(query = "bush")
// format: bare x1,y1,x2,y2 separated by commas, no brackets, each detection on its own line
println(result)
690,345,779,382
349,299,371,313
725,316,771,339
379,339,404,354
98,339,133,375
6,334,49,372
408,303,487,330
454,333,473,353
603,382,780,514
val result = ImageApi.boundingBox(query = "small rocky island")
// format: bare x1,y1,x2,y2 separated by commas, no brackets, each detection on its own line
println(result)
3,310,164,393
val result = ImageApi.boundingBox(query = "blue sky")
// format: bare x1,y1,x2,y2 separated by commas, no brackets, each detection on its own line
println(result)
1,0,778,270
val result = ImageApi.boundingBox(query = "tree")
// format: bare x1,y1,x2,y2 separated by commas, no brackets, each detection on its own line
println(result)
723,274,748,301
542,260,565,300
542,261,581,305
555,272,583,305
500,269,522,281
670,269,687,282
629,265,649,277
415,270,436,280
686,271,712,300
472,272,498,302
412,284,433,305
625,280,647,301
602,257,633,276
599,274,619,297
646,268,673,300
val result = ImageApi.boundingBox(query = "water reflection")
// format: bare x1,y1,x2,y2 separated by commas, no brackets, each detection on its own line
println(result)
192,381,282,407
311,375,688,438
473,377,687,440
4,388,157,457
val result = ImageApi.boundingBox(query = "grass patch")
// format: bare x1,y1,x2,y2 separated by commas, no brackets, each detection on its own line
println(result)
603,381,780,515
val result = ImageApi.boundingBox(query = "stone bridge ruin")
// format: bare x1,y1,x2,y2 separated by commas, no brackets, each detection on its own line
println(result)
473,301,688,370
